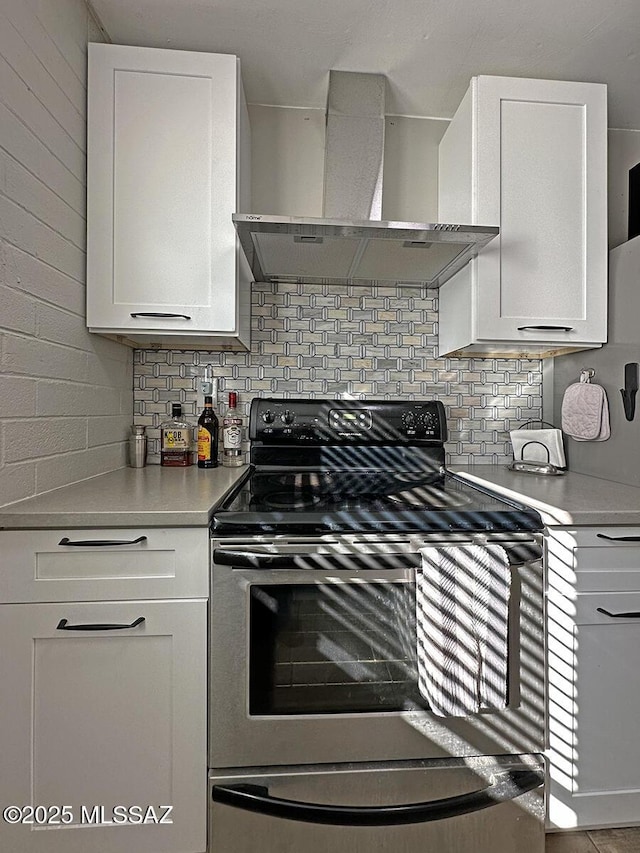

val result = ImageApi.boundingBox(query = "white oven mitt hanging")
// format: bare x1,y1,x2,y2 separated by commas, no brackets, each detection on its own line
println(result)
561,370,610,441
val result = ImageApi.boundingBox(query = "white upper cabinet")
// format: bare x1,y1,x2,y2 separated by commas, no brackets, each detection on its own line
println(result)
87,44,251,350
438,76,608,358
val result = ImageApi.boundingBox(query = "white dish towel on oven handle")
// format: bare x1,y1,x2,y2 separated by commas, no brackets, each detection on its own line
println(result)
416,544,511,717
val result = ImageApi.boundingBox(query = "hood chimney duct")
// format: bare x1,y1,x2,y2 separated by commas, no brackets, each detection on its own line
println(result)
322,71,386,220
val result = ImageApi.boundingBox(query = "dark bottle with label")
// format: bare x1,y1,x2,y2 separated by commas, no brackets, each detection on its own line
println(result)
197,396,219,468
160,403,193,467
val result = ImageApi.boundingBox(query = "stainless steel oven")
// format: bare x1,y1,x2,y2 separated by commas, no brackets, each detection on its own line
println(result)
208,398,545,852
209,532,544,769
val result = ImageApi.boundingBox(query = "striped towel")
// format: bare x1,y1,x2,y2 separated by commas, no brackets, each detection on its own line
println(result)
416,544,511,717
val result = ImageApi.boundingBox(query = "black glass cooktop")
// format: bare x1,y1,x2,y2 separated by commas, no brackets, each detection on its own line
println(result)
211,467,543,534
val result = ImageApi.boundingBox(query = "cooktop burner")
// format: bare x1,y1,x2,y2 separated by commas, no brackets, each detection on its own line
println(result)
263,491,324,510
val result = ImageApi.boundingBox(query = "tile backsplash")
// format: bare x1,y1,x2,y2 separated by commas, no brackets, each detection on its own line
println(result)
133,282,542,464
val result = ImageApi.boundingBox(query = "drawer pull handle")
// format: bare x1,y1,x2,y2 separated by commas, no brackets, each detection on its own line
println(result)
130,312,191,320
596,533,640,542
58,536,147,547
516,325,573,332
596,608,640,619
56,617,146,631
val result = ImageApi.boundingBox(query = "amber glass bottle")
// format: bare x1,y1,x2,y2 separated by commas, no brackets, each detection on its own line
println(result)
197,396,219,468
160,403,193,467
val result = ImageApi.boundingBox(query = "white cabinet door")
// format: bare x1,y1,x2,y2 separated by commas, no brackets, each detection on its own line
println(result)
438,76,607,358
87,43,251,349
0,600,206,853
546,527,640,829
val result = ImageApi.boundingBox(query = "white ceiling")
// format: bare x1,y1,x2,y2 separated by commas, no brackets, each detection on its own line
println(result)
91,0,640,129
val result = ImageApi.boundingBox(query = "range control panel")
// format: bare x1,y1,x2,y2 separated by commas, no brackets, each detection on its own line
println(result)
249,398,448,445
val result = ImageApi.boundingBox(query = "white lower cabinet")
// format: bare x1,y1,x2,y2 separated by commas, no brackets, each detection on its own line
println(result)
546,527,640,830
0,528,208,853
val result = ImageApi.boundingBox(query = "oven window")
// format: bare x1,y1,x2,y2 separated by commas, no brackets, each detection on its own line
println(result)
249,582,426,715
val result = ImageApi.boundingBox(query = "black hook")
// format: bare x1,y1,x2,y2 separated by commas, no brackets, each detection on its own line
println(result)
620,363,638,422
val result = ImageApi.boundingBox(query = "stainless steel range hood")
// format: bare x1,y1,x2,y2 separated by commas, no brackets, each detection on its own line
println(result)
234,71,498,289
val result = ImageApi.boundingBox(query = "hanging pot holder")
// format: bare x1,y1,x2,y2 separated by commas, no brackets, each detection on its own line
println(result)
561,369,611,441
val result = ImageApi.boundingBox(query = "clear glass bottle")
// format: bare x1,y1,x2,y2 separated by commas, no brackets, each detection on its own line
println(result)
197,396,219,469
160,403,193,467
222,391,244,467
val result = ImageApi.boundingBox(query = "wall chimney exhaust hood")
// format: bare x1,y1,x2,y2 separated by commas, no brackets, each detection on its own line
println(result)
234,71,498,289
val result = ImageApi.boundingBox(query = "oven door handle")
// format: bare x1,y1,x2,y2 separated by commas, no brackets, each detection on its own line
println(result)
212,549,420,570
211,544,541,571
211,768,543,826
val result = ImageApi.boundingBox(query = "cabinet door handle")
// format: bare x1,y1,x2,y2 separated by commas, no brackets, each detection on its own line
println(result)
596,533,640,542
58,536,147,547
516,325,573,332
596,608,640,619
130,312,191,320
56,617,146,631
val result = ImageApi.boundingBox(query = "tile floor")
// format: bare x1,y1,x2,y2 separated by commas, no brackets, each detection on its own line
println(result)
547,828,640,852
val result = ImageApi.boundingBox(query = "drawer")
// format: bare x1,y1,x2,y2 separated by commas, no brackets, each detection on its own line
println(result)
547,527,640,594
572,590,640,623
0,528,209,603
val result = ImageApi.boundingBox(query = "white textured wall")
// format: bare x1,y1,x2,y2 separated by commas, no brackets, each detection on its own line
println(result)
0,0,132,508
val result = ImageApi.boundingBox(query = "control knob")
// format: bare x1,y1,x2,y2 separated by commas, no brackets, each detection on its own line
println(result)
261,410,275,424
280,410,295,425
402,411,416,431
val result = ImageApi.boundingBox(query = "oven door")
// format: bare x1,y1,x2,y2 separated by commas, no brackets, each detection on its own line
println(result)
209,534,544,769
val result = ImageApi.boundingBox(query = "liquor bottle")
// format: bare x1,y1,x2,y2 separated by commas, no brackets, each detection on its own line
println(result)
197,396,219,469
160,403,193,467
222,391,244,467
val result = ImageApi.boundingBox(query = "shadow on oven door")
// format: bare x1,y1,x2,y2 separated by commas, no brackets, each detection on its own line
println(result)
209,756,545,853
209,535,544,769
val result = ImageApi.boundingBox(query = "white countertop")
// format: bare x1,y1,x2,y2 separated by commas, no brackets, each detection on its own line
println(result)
0,465,249,529
2,462,640,530
452,465,640,527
